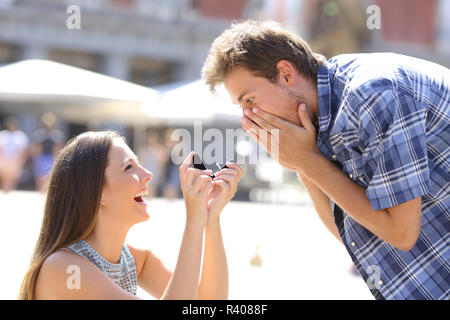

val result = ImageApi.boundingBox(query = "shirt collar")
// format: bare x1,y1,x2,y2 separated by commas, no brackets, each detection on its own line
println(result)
316,60,333,133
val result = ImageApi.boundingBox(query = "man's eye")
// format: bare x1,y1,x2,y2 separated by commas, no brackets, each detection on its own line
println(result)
125,164,132,171
246,97,254,106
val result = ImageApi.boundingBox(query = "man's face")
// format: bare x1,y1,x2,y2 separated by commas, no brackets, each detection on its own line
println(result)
224,66,311,128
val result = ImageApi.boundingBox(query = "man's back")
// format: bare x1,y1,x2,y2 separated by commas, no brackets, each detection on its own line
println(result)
317,52,449,299
328,52,449,107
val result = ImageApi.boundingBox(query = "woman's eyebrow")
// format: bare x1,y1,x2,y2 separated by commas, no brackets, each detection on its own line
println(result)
121,156,138,168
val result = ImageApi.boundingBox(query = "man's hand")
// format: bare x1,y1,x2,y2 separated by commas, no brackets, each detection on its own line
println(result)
242,104,320,172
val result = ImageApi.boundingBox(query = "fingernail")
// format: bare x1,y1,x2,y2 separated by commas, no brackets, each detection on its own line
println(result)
301,104,306,111
244,109,251,116
252,107,258,113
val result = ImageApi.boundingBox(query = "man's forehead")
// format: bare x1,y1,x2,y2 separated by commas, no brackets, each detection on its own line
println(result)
224,69,257,103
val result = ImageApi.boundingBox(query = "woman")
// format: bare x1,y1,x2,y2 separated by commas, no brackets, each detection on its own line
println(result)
19,131,243,299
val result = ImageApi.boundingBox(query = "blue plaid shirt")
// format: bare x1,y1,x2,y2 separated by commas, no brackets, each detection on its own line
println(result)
316,53,449,300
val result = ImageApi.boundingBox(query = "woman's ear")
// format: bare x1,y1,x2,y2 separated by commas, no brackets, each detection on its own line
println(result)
99,190,107,206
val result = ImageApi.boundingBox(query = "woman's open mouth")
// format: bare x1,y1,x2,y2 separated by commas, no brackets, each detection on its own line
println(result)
134,190,148,206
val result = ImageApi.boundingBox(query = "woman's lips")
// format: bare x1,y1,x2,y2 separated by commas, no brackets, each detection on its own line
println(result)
134,189,149,206
134,195,148,206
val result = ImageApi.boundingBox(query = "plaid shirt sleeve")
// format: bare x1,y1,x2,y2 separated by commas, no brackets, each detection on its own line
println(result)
354,79,432,211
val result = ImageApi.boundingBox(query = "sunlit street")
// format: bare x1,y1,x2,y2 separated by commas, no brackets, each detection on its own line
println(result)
0,190,373,300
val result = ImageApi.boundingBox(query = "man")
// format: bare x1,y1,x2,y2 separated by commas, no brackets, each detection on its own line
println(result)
202,20,449,300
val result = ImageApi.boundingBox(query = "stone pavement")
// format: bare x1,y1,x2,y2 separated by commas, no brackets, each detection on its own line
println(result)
0,191,373,300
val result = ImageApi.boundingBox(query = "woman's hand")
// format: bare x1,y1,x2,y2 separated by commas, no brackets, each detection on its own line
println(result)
206,162,244,223
179,152,214,226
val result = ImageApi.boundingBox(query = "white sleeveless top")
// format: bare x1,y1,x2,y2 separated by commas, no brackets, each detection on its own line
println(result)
67,240,137,295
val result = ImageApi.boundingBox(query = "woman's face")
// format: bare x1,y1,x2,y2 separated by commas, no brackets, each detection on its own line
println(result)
100,138,153,226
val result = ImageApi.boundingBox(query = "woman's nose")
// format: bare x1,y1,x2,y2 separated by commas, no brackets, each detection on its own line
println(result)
142,167,152,183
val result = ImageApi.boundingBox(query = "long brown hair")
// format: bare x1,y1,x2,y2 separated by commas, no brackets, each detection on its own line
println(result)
18,130,123,299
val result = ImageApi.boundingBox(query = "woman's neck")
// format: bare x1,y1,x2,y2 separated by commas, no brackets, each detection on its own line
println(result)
83,213,129,264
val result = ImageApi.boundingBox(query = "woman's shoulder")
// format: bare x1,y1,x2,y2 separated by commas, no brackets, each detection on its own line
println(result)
35,248,140,300
126,244,152,278
39,248,89,278
34,248,92,299
42,248,88,269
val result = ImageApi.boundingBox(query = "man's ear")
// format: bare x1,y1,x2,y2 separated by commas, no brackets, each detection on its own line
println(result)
276,60,296,86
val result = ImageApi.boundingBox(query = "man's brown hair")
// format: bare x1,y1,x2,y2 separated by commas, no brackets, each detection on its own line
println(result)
202,19,326,93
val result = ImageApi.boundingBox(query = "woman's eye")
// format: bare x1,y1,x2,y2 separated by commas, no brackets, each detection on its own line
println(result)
246,97,254,105
125,164,132,171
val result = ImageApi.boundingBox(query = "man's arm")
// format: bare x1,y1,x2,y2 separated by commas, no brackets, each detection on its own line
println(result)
297,171,343,244
243,105,422,252
301,152,422,251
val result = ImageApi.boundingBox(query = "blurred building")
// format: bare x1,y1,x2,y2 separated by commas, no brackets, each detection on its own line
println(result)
0,0,257,143
0,0,256,191
0,0,448,199
255,0,450,67
2,0,447,103
0,0,250,85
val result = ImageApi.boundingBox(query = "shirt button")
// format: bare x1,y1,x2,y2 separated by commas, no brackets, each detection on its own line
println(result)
351,241,356,247
349,174,353,179
332,154,336,159
378,280,383,286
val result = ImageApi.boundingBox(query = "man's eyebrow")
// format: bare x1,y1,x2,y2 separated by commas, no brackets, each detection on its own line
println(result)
236,90,249,104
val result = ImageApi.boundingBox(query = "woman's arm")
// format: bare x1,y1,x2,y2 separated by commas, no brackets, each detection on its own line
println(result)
128,245,172,299
196,219,228,299
130,157,242,300
160,151,214,299
196,163,244,299
160,220,205,299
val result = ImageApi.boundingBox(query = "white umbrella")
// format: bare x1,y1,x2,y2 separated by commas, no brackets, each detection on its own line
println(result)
151,79,242,125
0,59,161,125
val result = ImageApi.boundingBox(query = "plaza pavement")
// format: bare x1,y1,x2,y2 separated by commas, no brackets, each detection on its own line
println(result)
0,190,373,300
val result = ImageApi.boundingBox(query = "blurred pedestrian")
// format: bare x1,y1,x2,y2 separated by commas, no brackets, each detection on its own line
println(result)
0,116,29,193
138,129,167,198
31,112,64,192
161,127,181,199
